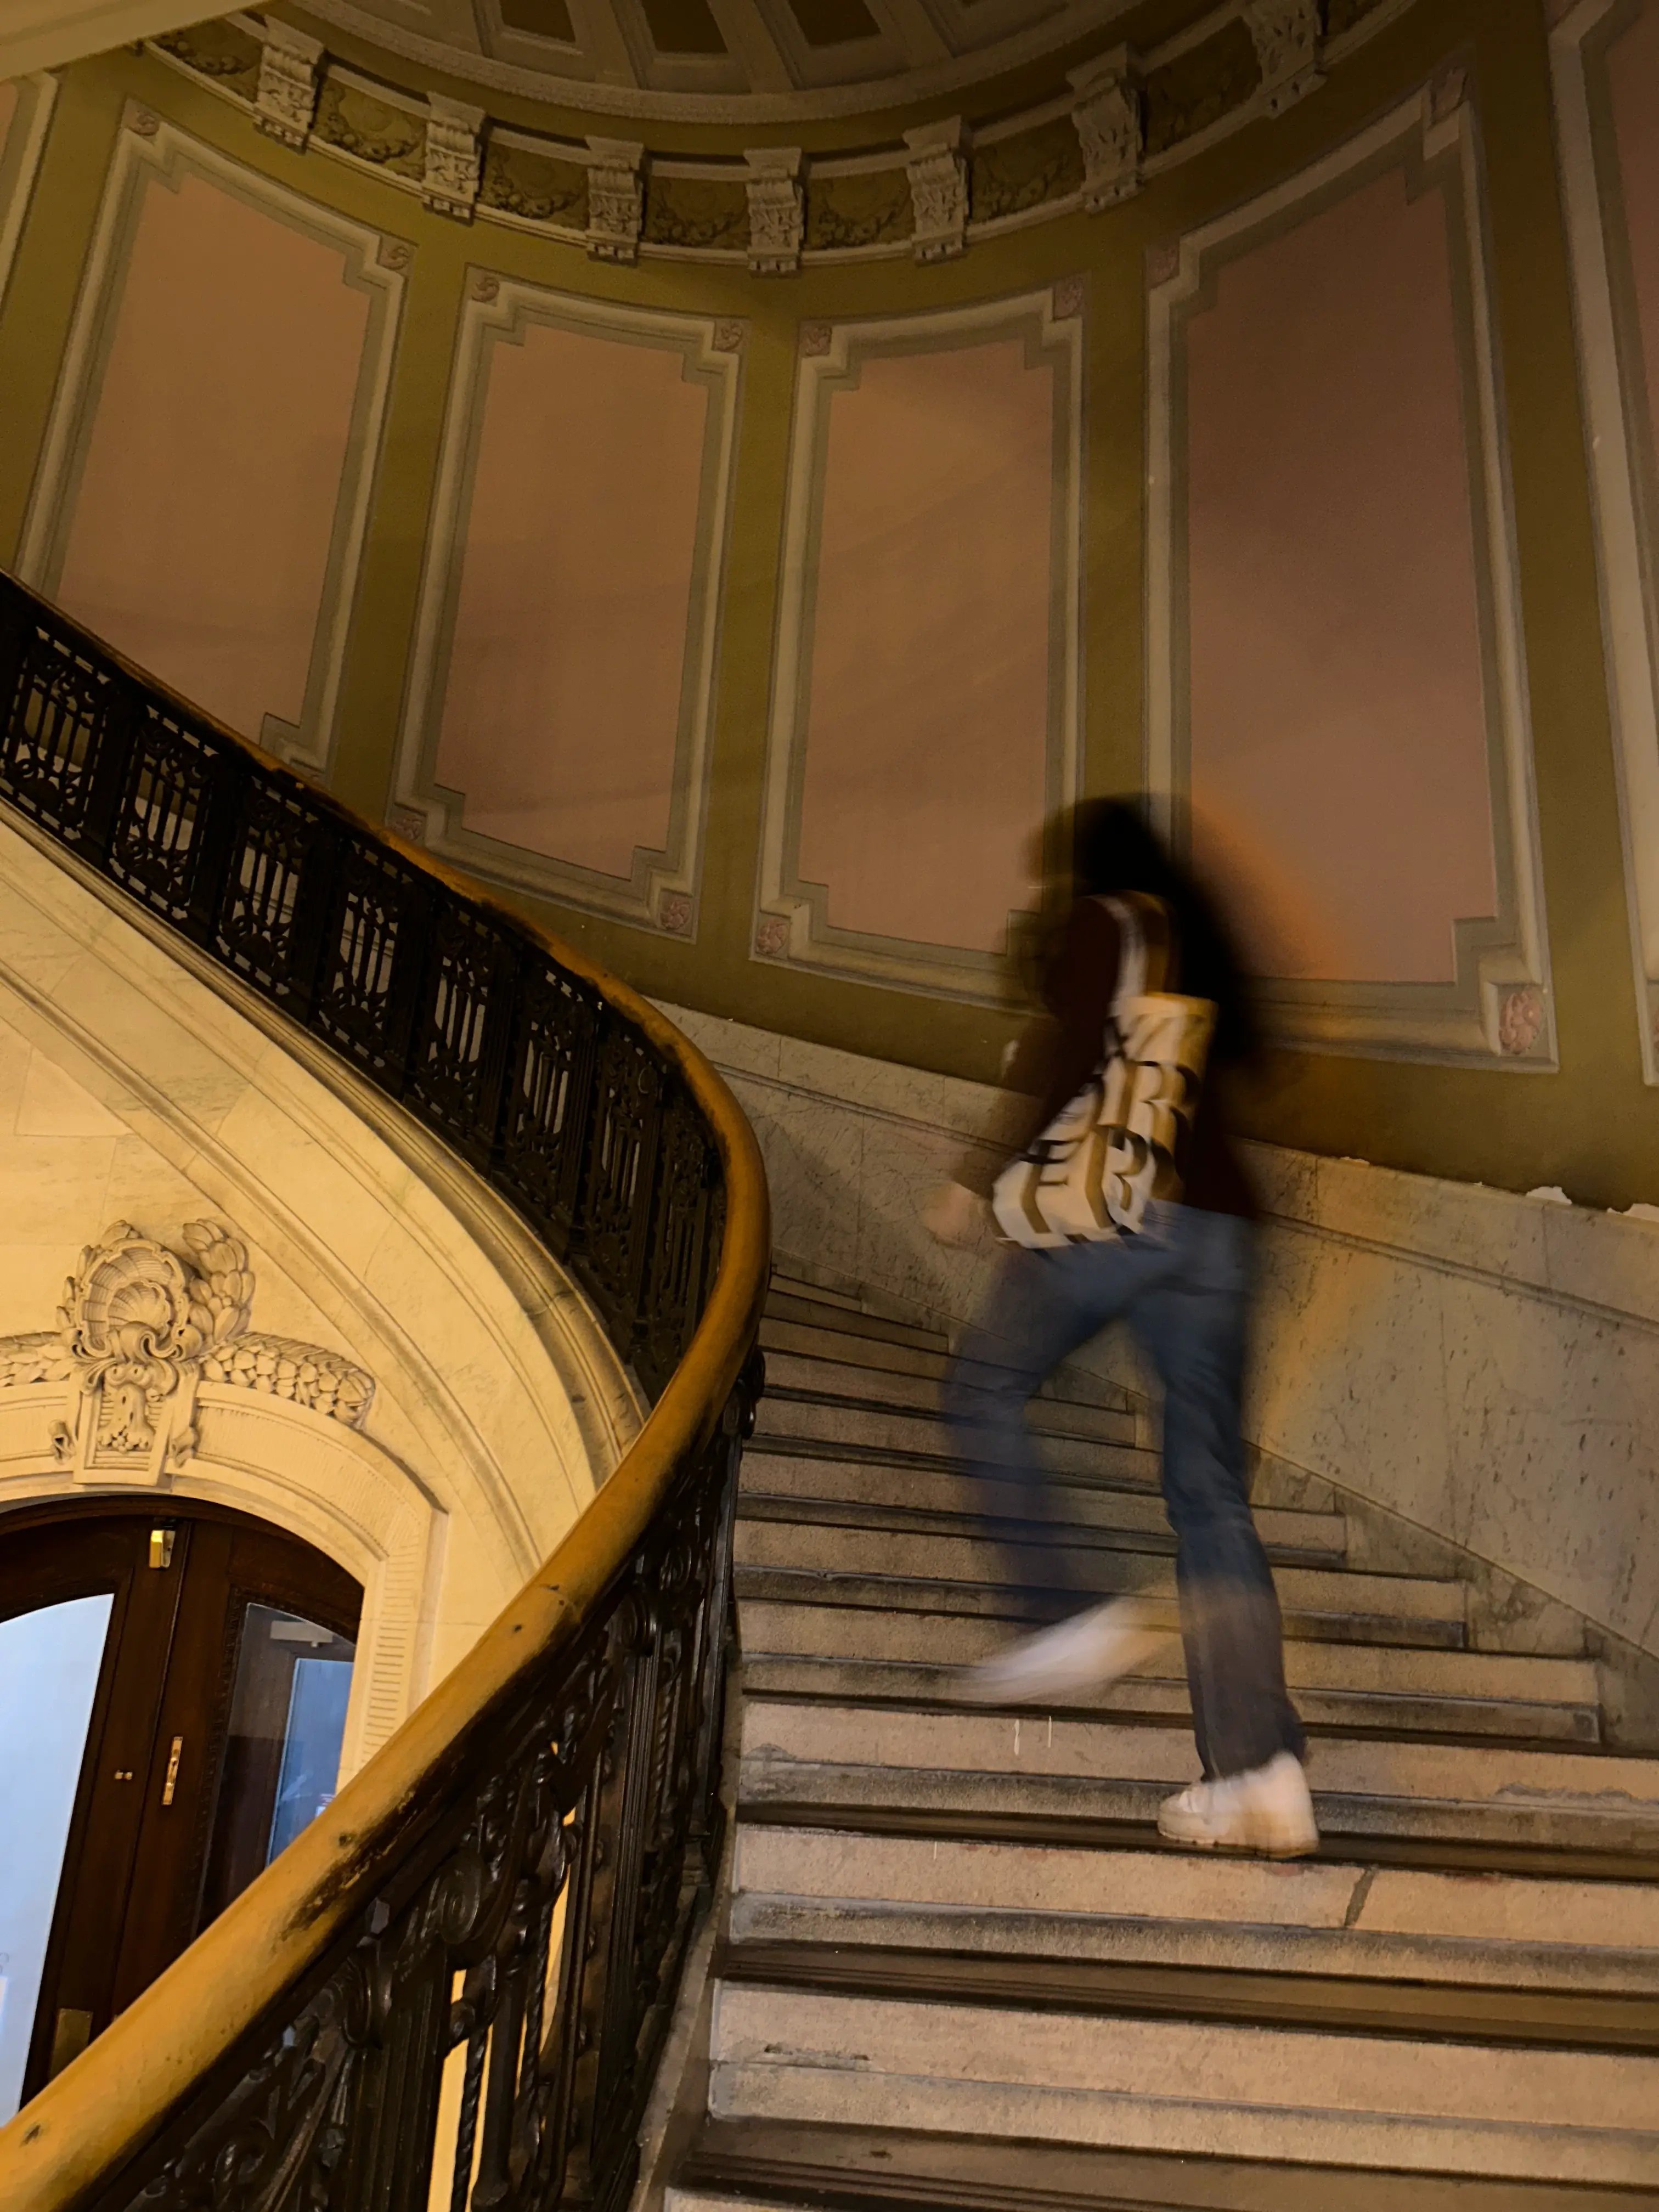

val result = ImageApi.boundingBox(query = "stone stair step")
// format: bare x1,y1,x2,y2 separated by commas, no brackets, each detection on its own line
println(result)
737,1699,1659,1850
765,1288,949,1355
705,1974,1659,2183
739,1455,1347,1563
734,1564,1470,1650
762,1353,1136,1445
737,1599,1599,1729
732,1521,1463,1625
744,1432,1165,1492
726,1825,1659,1993
670,2116,1651,2212
754,1394,1138,1465
760,1312,1133,1413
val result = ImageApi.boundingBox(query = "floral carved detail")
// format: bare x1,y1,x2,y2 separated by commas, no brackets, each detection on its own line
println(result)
1499,986,1546,1058
315,83,425,177
154,20,262,97
657,894,694,938
746,147,804,275
388,802,429,842
755,915,791,960
1148,240,1182,287
470,270,501,304
1070,49,1144,211
713,319,746,354
587,138,645,264
904,121,970,264
378,235,414,272
1053,275,1087,323
128,107,161,138
424,97,486,221
255,24,324,150
1244,0,1327,117
480,144,586,225
804,170,912,253
1144,20,1263,155
800,320,835,357
644,176,748,252
972,119,1083,225
2,1220,375,1487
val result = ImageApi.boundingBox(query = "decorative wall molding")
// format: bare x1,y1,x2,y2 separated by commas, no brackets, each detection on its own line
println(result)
585,136,645,262
15,109,405,781
0,72,58,317
1070,46,1145,211
392,278,742,932
253,20,323,149
0,1219,373,1489
1551,0,1659,1081
904,119,972,266
755,286,1085,1005
745,146,804,276
422,94,484,221
1147,82,1554,1067
1244,0,1328,116
143,1,1423,276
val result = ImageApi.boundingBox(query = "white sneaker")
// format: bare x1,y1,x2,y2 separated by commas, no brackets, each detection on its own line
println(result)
963,1596,1173,1705
1157,1751,1319,1858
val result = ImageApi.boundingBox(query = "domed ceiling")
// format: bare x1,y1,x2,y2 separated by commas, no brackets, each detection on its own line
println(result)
287,0,1141,125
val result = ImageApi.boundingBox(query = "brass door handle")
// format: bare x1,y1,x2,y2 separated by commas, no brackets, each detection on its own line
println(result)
161,1735,183,1807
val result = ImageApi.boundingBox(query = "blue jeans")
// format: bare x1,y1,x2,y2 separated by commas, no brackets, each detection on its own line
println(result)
943,1205,1305,1781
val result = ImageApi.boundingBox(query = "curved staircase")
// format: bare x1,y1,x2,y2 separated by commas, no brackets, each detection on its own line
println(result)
665,1269,1659,2208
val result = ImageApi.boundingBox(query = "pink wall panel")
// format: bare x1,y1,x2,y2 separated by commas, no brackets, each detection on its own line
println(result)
1609,0,1659,511
797,340,1053,953
1184,165,1497,985
54,171,369,742
435,323,707,879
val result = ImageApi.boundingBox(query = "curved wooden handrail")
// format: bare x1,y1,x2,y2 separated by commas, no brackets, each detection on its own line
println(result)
0,575,771,2211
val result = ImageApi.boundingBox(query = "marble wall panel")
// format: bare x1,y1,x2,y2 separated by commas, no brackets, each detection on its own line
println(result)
19,112,403,774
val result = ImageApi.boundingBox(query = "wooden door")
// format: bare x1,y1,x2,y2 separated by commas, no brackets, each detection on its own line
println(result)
0,1501,360,2108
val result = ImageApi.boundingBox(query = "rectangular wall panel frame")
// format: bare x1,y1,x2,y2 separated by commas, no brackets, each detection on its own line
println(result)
755,281,1086,1005
1147,81,1555,1068
0,73,58,320
1552,0,1659,1083
392,276,744,938
16,105,407,782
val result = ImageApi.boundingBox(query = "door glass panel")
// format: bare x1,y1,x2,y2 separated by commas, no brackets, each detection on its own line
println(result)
0,1594,112,2121
198,1605,354,1929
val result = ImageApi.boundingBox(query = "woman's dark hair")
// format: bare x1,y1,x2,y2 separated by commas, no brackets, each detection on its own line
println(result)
1069,797,1260,1065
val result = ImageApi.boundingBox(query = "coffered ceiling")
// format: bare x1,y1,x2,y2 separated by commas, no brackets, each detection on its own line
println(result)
285,0,1141,125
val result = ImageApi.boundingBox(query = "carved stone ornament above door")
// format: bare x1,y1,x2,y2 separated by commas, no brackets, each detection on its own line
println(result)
0,1220,374,1490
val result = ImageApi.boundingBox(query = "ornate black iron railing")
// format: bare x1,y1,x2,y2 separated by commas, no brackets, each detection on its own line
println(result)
0,572,771,2212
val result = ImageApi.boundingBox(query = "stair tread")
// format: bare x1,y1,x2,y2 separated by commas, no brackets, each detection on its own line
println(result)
673,2117,1659,2212
711,1941,1659,2052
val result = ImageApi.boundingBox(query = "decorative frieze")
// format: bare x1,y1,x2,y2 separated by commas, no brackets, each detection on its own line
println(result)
745,146,805,276
1244,0,1327,116
1070,47,1145,211
254,21,323,150
423,94,485,221
586,137,645,264
1,1220,375,1488
904,119,971,266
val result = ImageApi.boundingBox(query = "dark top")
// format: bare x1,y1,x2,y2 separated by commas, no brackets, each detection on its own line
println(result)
964,898,1257,1220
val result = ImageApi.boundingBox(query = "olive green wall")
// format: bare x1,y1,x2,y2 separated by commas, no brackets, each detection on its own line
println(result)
1,0,1654,1209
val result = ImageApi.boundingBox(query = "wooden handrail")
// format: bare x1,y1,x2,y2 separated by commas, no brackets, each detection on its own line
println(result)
0,572,771,2211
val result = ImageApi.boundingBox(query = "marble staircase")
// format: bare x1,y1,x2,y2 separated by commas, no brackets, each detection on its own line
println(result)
661,1269,1659,2208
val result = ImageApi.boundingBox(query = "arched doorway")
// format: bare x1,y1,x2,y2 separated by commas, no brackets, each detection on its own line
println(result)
0,1501,361,2119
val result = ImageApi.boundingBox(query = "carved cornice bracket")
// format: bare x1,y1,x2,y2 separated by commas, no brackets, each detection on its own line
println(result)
1070,46,1144,212
586,137,645,263
254,21,323,150
1245,0,1326,117
744,146,804,276
904,117,970,265
423,94,484,221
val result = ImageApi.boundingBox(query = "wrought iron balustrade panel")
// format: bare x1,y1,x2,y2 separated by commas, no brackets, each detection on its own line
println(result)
0,572,758,2212
104,1368,755,2212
